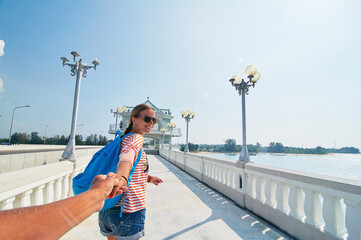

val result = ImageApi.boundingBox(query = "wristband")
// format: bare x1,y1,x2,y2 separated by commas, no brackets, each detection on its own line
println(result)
121,175,128,184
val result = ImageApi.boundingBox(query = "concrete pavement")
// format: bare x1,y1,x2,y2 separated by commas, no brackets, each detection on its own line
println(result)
61,155,294,240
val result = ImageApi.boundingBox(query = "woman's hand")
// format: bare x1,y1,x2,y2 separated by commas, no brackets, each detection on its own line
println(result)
148,175,163,186
107,172,128,198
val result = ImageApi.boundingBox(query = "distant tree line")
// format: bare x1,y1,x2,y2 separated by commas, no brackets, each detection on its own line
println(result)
1,132,110,146
196,139,360,155
180,143,199,152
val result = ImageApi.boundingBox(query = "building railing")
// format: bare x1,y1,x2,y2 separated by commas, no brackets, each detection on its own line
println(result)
159,148,361,240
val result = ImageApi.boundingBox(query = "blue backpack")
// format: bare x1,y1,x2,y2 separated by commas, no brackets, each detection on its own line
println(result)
72,130,142,215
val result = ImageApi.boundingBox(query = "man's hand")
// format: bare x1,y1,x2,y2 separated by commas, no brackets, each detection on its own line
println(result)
89,174,127,210
106,172,128,199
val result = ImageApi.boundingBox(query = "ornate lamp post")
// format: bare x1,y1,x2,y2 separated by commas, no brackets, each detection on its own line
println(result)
167,123,176,150
229,65,261,163
8,105,31,144
60,51,99,160
180,110,195,152
111,106,127,134
160,128,168,148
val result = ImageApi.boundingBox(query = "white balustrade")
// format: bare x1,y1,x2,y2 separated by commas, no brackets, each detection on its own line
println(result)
1,197,15,210
289,186,305,220
276,182,290,214
160,149,361,240
345,199,361,240
265,179,277,208
0,157,89,211
44,181,55,204
32,185,45,206
304,189,323,228
322,193,345,237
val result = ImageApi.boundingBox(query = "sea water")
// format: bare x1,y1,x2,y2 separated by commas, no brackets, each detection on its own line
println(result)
197,152,361,181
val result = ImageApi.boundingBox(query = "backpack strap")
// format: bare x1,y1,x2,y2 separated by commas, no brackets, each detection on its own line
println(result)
118,147,143,217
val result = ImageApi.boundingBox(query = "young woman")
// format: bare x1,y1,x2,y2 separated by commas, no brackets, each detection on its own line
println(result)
99,104,163,240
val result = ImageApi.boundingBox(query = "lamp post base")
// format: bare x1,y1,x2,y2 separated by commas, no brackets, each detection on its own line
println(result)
61,139,76,160
237,145,250,163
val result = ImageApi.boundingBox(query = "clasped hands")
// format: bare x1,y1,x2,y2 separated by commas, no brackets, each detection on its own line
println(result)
89,172,164,207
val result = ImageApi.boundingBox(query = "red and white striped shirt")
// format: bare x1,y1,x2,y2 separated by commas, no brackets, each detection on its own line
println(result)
115,133,148,213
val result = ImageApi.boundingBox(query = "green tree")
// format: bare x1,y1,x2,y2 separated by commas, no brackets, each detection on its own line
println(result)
10,132,29,144
45,137,57,145
98,135,108,146
224,139,236,152
30,132,43,144
75,135,84,145
86,134,98,145
180,142,199,152
315,146,327,154
58,135,68,145
268,142,285,153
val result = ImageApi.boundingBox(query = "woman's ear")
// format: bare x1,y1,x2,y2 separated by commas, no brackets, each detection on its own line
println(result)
131,116,136,125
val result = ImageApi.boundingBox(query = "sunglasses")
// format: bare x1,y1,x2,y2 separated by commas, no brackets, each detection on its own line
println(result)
136,115,157,124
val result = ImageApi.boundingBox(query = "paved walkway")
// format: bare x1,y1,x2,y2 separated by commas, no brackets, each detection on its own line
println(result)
61,155,294,240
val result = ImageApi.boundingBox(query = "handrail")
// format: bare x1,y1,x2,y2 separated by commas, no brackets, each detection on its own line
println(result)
159,148,361,240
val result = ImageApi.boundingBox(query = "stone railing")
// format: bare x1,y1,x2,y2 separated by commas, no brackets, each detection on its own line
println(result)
159,149,361,240
0,153,94,210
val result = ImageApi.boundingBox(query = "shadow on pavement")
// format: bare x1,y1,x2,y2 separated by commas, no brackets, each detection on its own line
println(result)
151,155,294,240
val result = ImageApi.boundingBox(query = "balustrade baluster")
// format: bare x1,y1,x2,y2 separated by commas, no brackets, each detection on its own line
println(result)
344,199,361,240
247,174,256,198
265,179,276,208
256,177,266,203
62,174,70,199
220,167,225,184
32,185,45,206
225,168,230,187
211,164,216,180
289,186,305,220
20,190,33,207
322,194,345,238
1,197,15,210
276,182,290,214
304,189,322,228
215,165,219,182
54,177,63,201
44,180,55,203
230,170,236,189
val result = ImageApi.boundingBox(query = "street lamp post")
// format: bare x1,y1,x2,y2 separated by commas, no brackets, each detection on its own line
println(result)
180,110,195,152
8,105,31,144
60,51,100,160
111,106,127,134
167,123,176,150
160,128,168,148
229,65,261,163
44,125,48,144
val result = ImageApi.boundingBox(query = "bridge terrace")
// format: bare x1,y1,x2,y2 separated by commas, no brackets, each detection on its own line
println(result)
0,147,360,239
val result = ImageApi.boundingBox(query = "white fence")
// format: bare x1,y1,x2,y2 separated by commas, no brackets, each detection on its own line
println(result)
160,149,361,240
0,150,97,210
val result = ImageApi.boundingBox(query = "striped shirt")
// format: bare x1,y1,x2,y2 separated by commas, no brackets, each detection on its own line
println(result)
115,133,148,213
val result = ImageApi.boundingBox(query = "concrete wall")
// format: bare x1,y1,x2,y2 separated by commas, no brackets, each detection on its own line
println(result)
0,146,101,173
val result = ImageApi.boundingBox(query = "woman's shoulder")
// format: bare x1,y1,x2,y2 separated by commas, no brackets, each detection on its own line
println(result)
122,133,144,146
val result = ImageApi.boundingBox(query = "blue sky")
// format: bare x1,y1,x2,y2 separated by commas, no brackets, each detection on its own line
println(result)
0,0,360,149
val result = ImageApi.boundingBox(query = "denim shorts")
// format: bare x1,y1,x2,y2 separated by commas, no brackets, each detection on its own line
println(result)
98,207,146,240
